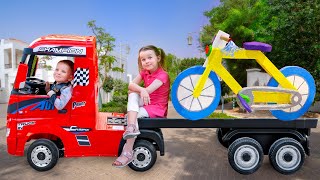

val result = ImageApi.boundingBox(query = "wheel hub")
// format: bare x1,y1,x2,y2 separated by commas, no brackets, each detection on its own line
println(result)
242,153,251,162
276,145,301,170
37,152,46,160
137,153,146,161
31,145,52,167
132,147,151,168
283,153,293,162
234,145,259,170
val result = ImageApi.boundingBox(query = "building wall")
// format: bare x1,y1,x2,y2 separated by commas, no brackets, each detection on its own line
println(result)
99,50,129,104
0,39,28,103
246,68,270,87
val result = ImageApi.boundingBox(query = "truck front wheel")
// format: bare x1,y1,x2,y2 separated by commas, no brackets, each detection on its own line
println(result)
129,139,157,172
27,139,59,171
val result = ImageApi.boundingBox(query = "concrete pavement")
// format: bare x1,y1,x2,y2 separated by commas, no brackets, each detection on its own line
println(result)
0,102,320,179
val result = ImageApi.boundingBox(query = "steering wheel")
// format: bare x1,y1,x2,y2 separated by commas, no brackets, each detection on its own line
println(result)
26,77,46,87
24,77,46,95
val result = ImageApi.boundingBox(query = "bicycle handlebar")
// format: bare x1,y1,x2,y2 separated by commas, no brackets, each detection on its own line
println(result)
220,35,230,42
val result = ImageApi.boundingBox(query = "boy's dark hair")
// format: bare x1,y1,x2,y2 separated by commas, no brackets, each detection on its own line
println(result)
58,60,74,73
138,45,166,71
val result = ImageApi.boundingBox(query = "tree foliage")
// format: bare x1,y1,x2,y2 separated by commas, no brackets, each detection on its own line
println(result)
201,0,270,88
100,79,128,113
164,53,181,87
87,20,123,93
178,57,206,72
264,0,320,100
201,0,320,100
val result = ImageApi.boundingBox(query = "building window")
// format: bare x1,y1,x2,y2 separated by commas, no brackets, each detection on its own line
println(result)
15,49,23,68
4,49,12,69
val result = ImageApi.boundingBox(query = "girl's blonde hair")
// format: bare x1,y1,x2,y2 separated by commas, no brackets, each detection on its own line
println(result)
138,45,166,71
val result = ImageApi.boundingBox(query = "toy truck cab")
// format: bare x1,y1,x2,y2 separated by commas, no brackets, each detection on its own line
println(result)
6,35,104,168
6,35,164,171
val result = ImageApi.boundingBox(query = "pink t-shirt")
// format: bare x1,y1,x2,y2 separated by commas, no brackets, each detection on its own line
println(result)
140,67,170,118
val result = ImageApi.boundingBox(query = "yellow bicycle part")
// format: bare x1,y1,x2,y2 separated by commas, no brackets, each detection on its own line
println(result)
193,48,297,101
252,91,291,104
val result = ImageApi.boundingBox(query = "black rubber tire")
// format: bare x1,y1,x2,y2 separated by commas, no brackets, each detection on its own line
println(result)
128,140,157,172
268,137,305,175
27,139,59,171
228,137,264,175
216,128,229,148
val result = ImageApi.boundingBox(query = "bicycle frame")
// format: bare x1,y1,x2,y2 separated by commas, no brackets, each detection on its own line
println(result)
171,30,315,121
193,48,297,104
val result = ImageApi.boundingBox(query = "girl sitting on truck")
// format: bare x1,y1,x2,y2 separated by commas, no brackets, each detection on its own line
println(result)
112,45,170,168
45,60,74,110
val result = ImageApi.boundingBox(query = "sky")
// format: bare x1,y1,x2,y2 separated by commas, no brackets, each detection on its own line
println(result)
0,0,220,75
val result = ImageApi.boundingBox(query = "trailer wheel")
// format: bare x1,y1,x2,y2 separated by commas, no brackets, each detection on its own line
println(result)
228,137,263,175
268,138,305,175
27,139,59,171
216,128,228,148
129,140,157,172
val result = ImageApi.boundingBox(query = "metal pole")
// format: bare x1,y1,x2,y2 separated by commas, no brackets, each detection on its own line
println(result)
221,97,224,113
120,42,122,80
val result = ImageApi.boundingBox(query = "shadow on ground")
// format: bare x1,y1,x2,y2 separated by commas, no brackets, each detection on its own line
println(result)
160,127,320,180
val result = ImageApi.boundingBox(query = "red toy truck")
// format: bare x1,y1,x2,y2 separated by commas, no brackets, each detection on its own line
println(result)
6,35,163,171
6,34,318,175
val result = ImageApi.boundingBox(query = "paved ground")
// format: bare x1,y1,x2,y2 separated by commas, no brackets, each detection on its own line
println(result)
0,102,320,180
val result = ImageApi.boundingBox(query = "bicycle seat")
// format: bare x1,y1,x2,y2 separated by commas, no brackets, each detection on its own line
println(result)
243,42,272,52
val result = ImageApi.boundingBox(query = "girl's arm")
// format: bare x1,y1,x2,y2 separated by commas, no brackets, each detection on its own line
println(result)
129,74,164,105
145,79,163,94
129,74,163,93
128,74,143,93
54,86,72,110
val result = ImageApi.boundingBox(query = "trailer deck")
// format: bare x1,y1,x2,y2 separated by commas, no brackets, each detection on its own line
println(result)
138,118,318,129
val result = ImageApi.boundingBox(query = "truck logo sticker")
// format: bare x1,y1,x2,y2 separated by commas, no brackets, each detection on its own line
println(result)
17,121,35,130
72,101,86,109
76,135,91,146
73,68,89,87
33,45,86,56
31,100,55,111
8,98,54,114
62,126,91,134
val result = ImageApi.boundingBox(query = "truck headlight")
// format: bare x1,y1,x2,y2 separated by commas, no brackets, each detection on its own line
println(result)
6,128,10,137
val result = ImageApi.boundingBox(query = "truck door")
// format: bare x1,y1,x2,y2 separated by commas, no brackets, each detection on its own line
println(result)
14,95,71,125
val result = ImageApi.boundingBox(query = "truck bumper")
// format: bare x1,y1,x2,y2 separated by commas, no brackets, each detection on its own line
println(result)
7,137,18,155
7,137,24,156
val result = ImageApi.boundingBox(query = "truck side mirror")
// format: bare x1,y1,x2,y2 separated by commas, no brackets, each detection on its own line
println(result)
14,64,28,90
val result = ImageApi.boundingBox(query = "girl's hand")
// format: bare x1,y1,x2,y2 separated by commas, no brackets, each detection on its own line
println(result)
140,88,150,105
45,82,50,93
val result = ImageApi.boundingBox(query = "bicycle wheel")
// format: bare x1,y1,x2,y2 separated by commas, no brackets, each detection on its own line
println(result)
171,66,221,120
267,66,315,121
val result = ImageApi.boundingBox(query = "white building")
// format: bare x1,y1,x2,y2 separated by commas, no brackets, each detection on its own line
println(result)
109,45,129,82
99,45,130,104
0,38,28,103
0,38,75,103
246,68,270,87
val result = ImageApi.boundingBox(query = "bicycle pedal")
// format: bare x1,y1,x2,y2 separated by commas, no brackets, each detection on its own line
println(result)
237,94,252,113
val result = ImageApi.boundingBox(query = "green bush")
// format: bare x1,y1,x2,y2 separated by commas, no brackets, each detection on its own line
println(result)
99,79,128,113
100,106,126,113
207,112,236,119
112,95,127,103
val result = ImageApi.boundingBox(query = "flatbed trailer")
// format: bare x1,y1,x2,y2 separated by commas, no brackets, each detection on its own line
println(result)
125,118,318,175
